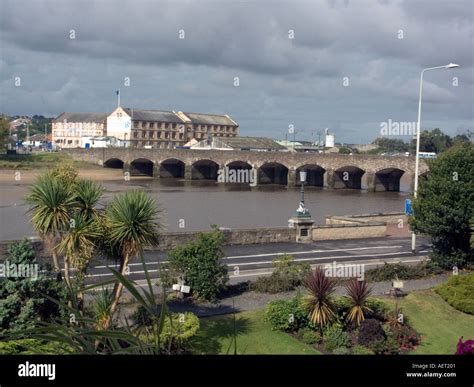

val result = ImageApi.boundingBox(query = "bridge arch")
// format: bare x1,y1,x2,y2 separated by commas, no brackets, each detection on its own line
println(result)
372,167,406,192
192,159,220,180
160,158,185,178
331,166,365,189
258,162,289,185
130,158,154,177
295,164,325,187
104,158,124,169
226,160,253,170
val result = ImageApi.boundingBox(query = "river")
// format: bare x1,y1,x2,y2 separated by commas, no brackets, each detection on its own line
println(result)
0,171,411,241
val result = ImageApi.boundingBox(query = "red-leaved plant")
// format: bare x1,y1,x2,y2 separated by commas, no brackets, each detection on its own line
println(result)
455,337,474,355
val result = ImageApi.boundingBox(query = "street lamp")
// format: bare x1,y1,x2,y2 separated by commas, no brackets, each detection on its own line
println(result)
295,170,311,218
411,63,459,252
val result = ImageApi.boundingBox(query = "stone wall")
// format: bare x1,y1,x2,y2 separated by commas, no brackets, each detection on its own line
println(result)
312,223,386,240
0,228,297,260
325,212,406,225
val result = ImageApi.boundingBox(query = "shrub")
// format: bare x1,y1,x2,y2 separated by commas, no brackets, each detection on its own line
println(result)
166,227,228,302
160,312,200,349
298,327,320,344
370,337,399,355
455,337,474,355
435,273,474,314
250,255,310,293
365,262,443,282
132,304,156,328
358,319,386,347
365,298,390,319
0,240,67,333
0,339,71,355
265,296,308,332
391,325,420,352
323,324,350,351
332,346,351,355
352,345,374,355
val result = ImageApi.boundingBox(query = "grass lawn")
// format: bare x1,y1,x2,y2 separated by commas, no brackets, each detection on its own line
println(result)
389,290,474,354
0,152,98,170
190,309,319,355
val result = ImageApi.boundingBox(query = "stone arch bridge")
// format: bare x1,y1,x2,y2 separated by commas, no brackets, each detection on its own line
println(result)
64,148,428,192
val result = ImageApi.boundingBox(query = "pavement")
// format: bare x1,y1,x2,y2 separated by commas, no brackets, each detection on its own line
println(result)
117,272,451,319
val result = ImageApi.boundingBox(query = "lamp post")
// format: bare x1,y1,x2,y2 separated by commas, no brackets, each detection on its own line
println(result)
295,170,311,218
411,63,459,253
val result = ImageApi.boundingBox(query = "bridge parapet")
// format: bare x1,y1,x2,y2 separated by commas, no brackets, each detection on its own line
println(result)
64,148,429,191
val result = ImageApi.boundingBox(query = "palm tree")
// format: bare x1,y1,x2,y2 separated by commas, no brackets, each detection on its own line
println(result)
25,173,76,272
345,279,373,327
302,267,336,330
103,190,160,329
74,179,103,219
56,213,102,292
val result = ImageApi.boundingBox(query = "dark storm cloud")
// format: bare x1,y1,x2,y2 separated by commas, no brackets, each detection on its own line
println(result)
0,0,472,143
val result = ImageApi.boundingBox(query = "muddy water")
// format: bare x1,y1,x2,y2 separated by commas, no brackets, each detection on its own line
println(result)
0,170,411,240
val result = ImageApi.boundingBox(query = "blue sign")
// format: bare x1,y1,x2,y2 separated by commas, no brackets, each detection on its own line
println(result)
405,199,413,215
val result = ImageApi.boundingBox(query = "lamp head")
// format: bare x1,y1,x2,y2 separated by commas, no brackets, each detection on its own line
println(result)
300,170,307,183
446,63,460,69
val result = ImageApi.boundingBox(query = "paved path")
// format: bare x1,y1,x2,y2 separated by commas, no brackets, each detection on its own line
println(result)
119,272,452,320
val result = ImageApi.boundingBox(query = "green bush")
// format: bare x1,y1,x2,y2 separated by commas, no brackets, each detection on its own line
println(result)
0,339,71,354
298,327,320,344
250,255,310,293
323,324,350,351
435,273,474,314
365,298,391,319
160,312,200,347
166,227,228,302
0,240,67,333
365,262,443,282
332,346,351,355
265,296,308,331
351,345,374,355
370,337,399,355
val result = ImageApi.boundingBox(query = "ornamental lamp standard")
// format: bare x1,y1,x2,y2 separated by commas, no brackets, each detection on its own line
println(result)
411,62,460,253
294,170,311,218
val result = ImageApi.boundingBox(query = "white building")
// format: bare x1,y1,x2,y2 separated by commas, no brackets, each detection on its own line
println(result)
52,112,107,148
106,106,239,149
81,136,124,148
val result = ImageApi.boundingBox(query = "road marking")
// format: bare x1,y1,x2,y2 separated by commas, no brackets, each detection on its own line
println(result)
86,251,428,278
90,245,404,269
225,251,419,267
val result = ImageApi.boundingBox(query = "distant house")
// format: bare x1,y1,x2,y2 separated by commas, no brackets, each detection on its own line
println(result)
52,112,107,148
81,136,124,148
190,136,286,152
22,134,47,148
106,107,239,149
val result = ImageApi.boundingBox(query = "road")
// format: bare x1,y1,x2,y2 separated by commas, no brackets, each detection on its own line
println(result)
85,236,430,285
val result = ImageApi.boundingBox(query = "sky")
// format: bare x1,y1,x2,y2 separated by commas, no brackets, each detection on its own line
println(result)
0,0,472,144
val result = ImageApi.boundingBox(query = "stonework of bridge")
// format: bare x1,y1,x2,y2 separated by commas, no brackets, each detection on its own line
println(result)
64,148,429,192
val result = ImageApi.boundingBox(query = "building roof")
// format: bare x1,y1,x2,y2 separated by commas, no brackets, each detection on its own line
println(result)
123,108,185,123
183,112,238,126
54,112,107,123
